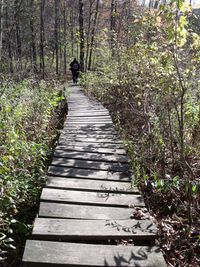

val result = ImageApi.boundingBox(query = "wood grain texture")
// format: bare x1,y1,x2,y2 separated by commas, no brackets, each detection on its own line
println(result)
32,218,157,241
48,166,132,181
59,136,123,144
46,176,137,192
40,188,144,207
50,157,130,172
53,150,130,162
22,240,167,267
39,202,134,220
55,145,127,155
58,141,124,149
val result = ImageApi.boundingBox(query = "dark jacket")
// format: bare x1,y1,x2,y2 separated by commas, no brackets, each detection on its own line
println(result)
70,60,80,72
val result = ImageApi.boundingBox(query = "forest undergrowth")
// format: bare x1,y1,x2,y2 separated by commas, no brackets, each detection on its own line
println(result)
82,4,200,266
0,76,68,267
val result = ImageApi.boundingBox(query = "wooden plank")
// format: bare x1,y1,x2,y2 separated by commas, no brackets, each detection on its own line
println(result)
46,177,137,193
66,119,112,123
59,136,123,144
32,218,157,241
39,202,134,220
48,166,132,181
65,122,113,125
53,150,130,162
22,240,167,267
61,130,118,136
68,112,110,116
67,116,112,120
55,146,127,155
63,124,116,130
50,158,130,172
58,141,124,149
60,132,119,138
69,108,107,112
65,129,116,134
68,113,110,117
40,188,144,207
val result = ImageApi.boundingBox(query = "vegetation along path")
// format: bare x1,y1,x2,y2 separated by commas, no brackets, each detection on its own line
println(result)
22,86,167,267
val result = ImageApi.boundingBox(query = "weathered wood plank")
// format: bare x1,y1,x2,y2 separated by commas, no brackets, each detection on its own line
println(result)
55,145,127,155
65,122,114,126
39,202,134,220
58,141,124,149
67,119,113,123
59,136,123,144
50,157,130,172
67,116,112,120
22,240,167,267
32,218,157,241
63,124,116,129
68,112,110,116
40,188,144,207
60,132,119,138
48,166,132,181
63,128,117,134
60,130,118,136
53,150,130,162
69,108,107,112
46,177,137,193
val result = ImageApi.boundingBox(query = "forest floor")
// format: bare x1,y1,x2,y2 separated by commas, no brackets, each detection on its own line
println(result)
84,87,200,267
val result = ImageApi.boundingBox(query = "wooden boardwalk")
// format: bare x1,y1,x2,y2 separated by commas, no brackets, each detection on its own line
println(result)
22,86,167,267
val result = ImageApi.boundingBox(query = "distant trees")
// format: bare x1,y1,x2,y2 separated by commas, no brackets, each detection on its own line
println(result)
0,0,145,76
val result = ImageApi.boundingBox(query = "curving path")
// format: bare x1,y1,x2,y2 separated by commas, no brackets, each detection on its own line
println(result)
22,86,167,267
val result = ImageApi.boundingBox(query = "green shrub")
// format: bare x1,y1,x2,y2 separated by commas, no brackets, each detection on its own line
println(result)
0,79,65,261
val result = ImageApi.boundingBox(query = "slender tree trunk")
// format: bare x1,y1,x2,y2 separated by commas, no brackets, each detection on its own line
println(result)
40,0,45,78
70,6,74,57
88,0,99,70
85,0,93,71
149,0,152,9
125,0,131,48
79,0,84,72
63,1,67,74
30,0,37,72
110,0,117,57
0,0,4,62
55,0,59,74
5,5,13,73
14,0,22,69
58,1,62,70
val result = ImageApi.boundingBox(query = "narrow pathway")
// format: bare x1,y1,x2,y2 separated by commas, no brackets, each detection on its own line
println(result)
22,86,167,266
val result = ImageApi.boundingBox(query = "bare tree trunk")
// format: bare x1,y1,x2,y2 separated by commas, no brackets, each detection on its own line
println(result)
63,1,67,74
55,0,59,74
88,0,99,71
30,0,37,72
110,0,117,57
70,6,74,57
0,0,4,62
5,5,13,73
85,0,94,71
59,0,62,70
14,0,22,69
40,0,45,78
79,0,84,72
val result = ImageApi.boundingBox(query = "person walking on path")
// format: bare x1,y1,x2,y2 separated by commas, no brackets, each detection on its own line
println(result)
70,58,80,84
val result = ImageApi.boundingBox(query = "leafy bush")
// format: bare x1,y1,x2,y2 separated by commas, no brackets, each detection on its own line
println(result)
81,2,200,266
0,78,66,264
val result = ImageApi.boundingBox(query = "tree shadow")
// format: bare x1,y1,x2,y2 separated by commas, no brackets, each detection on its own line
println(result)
105,220,156,235
104,247,164,266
